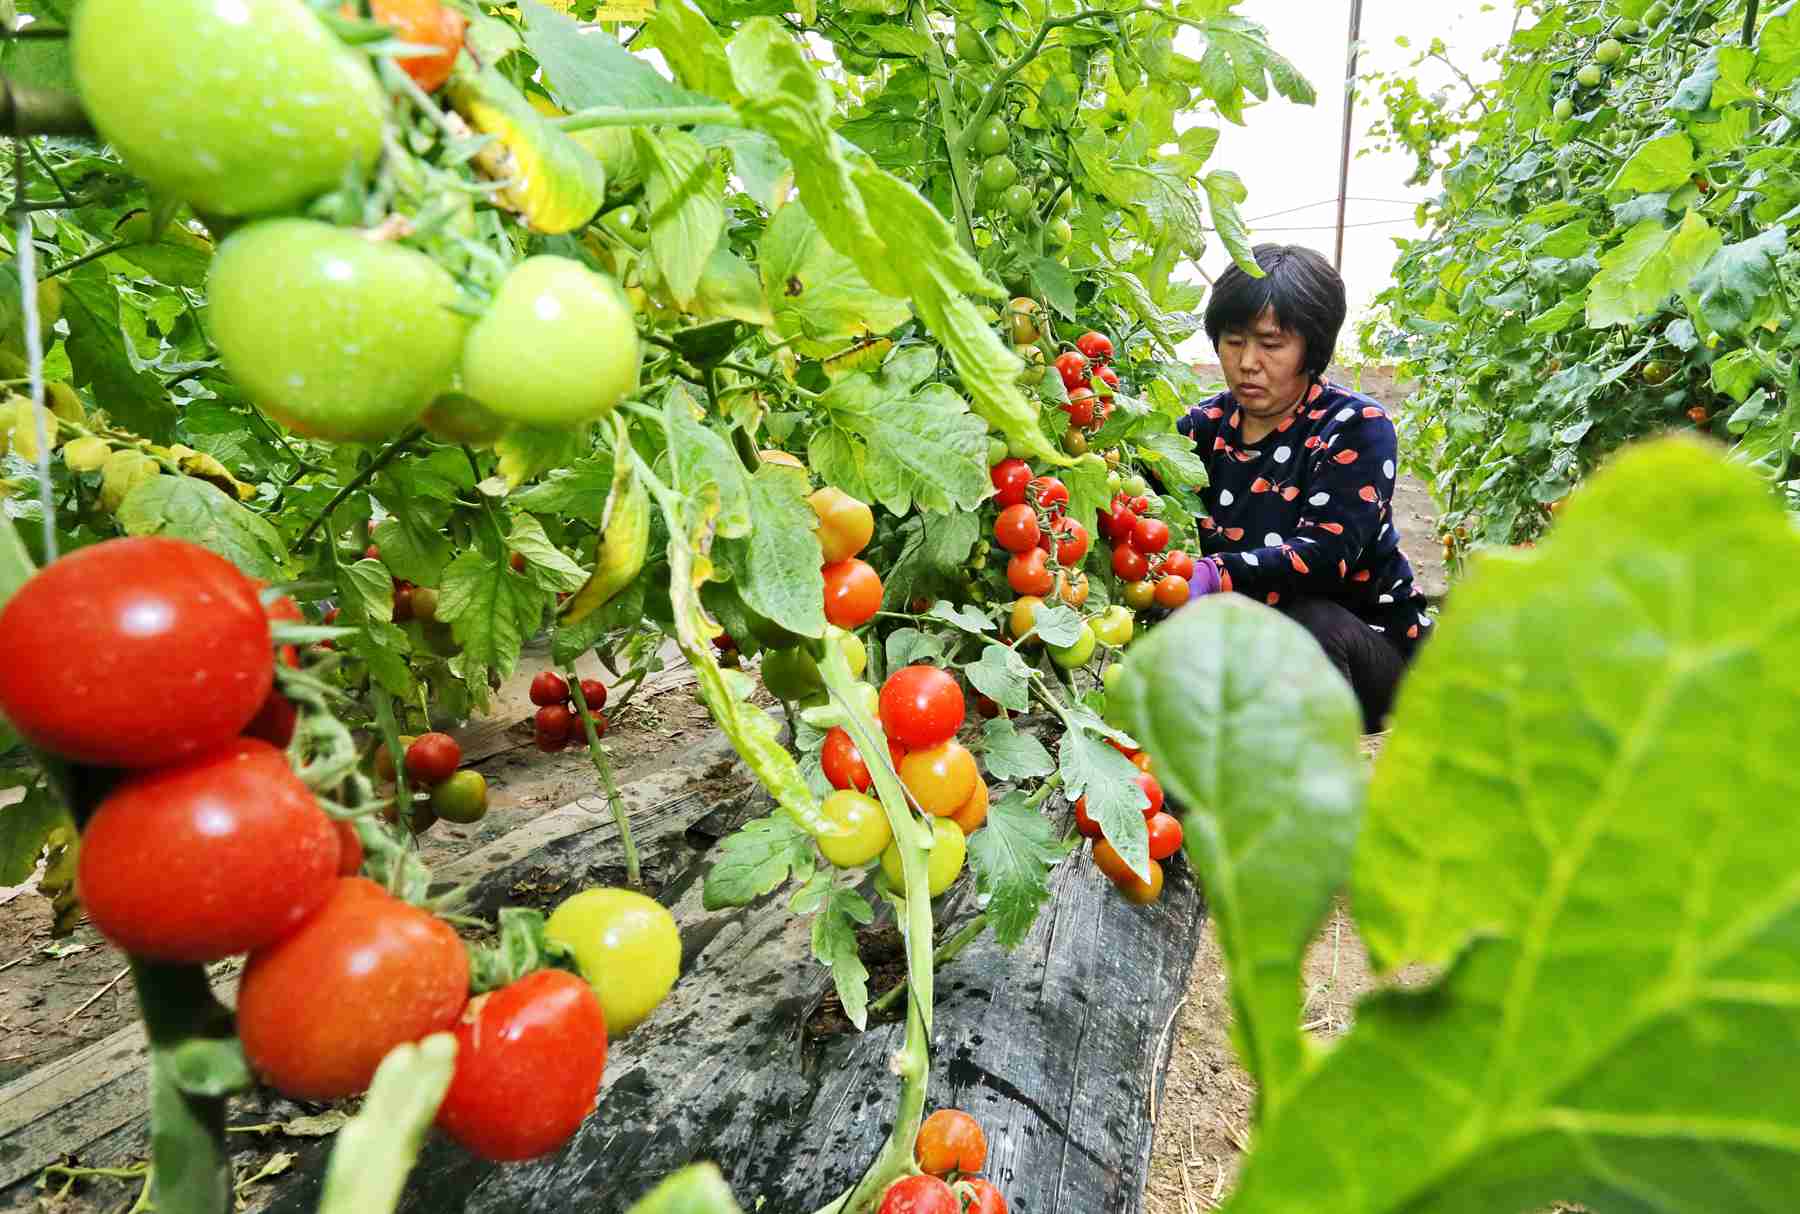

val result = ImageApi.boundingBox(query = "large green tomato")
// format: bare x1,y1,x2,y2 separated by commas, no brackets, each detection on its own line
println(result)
208,220,469,442
463,256,641,427
761,647,823,702
1092,605,1134,648
817,790,892,867
1050,622,1097,669
879,817,966,897
73,0,383,218
545,888,681,1033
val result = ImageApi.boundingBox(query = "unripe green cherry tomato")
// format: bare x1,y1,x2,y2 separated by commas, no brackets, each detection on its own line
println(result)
1553,97,1575,122
988,435,1010,465
762,646,824,702
829,625,868,678
1595,37,1623,66
1002,184,1035,222
818,790,892,867
422,392,511,446
1046,217,1073,249
431,770,489,824
1103,663,1125,697
1092,604,1134,647
1123,473,1149,497
880,817,967,897
979,155,1019,194
954,20,989,62
1050,621,1097,669
974,116,1010,157
545,887,681,1034
1576,63,1604,88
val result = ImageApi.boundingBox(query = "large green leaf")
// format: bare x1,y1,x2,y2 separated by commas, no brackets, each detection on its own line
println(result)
621,1164,745,1214
1227,439,1800,1214
715,463,826,639
967,787,1065,948
1585,213,1721,327
1754,0,1800,90
60,269,176,442
436,551,541,683
1605,132,1697,195
1689,226,1787,337
759,200,910,356
318,1035,456,1214
635,129,726,310
116,476,288,580
519,0,705,108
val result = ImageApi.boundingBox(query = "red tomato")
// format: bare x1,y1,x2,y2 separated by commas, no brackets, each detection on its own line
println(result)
1029,476,1070,511
1053,350,1090,392
238,877,469,1100
1132,517,1170,554
975,694,1002,720
879,1175,959,1214
916,1108,988,1176
366,544,382,562
1072,795,1102,838
1055,518,1090,565
879,665,965,749
1064,387,1096,428
257,582,303,669
1092,838,1135,885
76,738,339,962
1154,576,1190,609
1007,549,1054,596
360,0,467,92
1075,331,1114,364
1136,771,1165,817
1096,364,1121,391
993,503,1041,554
536,704,574,743
334,819,364,876
1131,495,1152,514
392,583,415,623
405,732,462,786
821,726,872,792
1160,549,1196,580
1112,544,1148,581
990,458,1031,508
1105,736,1140,759
580,709,609,740
961,1178,1008,1214
529,671,570,707
1147,812,1184,861
535,729,571,754
822,558,883,629
578,678,608,711
0,536,272,768
510,551,528,573
436,969,607,1161
1101,504,1138,545
1132,751,1154,774
243,687,298,749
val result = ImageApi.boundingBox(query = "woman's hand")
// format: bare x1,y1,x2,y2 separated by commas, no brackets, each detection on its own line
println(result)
1189,559,1223,601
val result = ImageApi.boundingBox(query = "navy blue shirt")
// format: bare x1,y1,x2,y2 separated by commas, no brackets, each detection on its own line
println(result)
1173,381,1433,648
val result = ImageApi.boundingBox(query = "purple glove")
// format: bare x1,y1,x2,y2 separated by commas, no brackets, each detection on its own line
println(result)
1188,558,1222,601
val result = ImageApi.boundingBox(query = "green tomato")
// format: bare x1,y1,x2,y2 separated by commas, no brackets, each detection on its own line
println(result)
1046,217,1073,249
1092,605,1134,648
1617,18,1642,36
761,646,823,702
954,21,989,62
208,220,468,443
546,888,681,1034
974,116,1010,157
1103,662,1125,696
1123,473,1149,497
421,392,511,446
1107,471,1123,493
1050,621,1098,670
430,770,488,825
1001,184,1036,222
1644,2,1668,24
1576,63,1604,88
1552,98,1575,122
879,817,967,897
979,155,1019,194
988,435,1010,465
73,0,383,218
828,626,868,679
463,256,641,428
818,790,892,867
1595,38,1624,66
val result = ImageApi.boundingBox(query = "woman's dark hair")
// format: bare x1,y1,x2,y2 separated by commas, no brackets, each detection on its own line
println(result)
1203,244,1347,380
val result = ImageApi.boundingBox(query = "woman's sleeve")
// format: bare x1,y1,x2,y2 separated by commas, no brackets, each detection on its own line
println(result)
1206,411,1397,605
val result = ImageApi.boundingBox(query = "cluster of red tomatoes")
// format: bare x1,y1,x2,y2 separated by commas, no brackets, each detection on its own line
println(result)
529,670,610,753
1051,330,1120,457
1073,742,1181,904
989,461,1089,607
877,1108,1007,1212
1100,493,1197,612
375,730,489,830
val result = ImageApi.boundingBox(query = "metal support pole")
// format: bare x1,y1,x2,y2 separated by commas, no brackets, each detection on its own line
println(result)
1333,0,1365,271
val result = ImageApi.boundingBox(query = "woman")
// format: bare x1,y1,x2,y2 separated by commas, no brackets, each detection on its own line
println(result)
1170,244,1433,730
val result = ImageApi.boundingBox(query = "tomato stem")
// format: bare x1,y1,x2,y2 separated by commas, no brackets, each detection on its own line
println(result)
294,428,424,549
555,104,744,132
566,669,640,887
867,912,990,1016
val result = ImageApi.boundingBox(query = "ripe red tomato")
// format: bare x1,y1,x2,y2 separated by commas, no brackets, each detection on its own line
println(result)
1053,350,1090,391
1112,544,1148,581
916,1107,988,1175
1055,518,1090,565
1101,503,1138,545
436,969,607,1162
822,558,883,629
1096,364,1121,391
579,709,609,740
949,779,989,835
1136,771,1165,817
961,1177,1008,1214
1092,838,1135,885
1029,476,1069,511
880,665,965,749
990,458,1031,508
1075,331,1114,364
1064,387,1096,428
392,583,415,623
76,738,339,962
975,694,1002,720
899,740,979,817
1160,549,1196,580
579,678,608,711
333,819,364,876
1007,549,1054,596
256,582,303,669
536,704,574,744
1153,575,1190,608
0,536,273,767
1105,736,1141,759
405,732,462,786
821,726,872,792
238,877,469,1101
993,503,1041,554
879,1175,959,1214
1132,751,1154,774
353,0,467,92
366,544,383,562
1132,516,1170,554
1072,795,1102,838
243,687,298,749
529,671,571,707
1131,495,1152,514
1147,812,1184,861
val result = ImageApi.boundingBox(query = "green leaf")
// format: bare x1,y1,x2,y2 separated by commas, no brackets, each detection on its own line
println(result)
878,511,980,609
885,626,945,669
520,0,703,108
1226,440,1800,1214
968,787,1066,948
1755,0,1800,90
964,644,1030,712
1585,213,1721,327
116,476,288,581
716,464,826,639
372,515,452,589
979,715,1054,780
511,455,615,524
339,558,395,624
61,268,176,442
495,425,590,492
317,1034,456,1214
621,1164,745,1214
436,551,540,683
1690,226,1786,337
703,813,818,909
506,513,589,593
166,1038,252,1098
1030,255,1078,319
1525,293,1586,334
760,200,910,356
1116,594,1362,1118
1025,603,1084,648
693,245,775,326
814,360,990,517
1710,348,1767,403
665,386,753,539
1606,132,1697,195
1201,169,1258,273
647,0,741,103
635,130,726,310
0,781,68,885
807,881,873,1029
1056,726,1149,869
1137,431,1211,491
466,907,571,994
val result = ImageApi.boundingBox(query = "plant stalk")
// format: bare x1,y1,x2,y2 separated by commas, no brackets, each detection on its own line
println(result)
567,670,641,886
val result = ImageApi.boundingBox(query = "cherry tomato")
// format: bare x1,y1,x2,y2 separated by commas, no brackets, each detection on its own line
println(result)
1118,857,1164,904
431,769,488,824
993,503,1041,554
1096,364,1121,391
545,887,682,1033
238,877,469,1100
1101,504,1139,545
879,665,965,749
879,816,967,897
391,582,416,623
351,0,467,93
1064,388,1096,428
1131,494,1153,514
809,486,875,563
1160,549,1196,581
1029,476,1070,511
1106,736,1141,759
975,694,1002,720
1050,621,1097,669
536,704,574,745
1132,751,1154,774
1112,544,1149,581
949,779,990,835
579,678,608,711
1073,795,1102,838
530,671,571,707
960,1178,1009,1214
823,558,883,629
1122,579,1156,610
0,536,272,768
1132,517,1170,554
1154,576,1190,609
77,738,338,963
257,583,303,669
405,732,462,786
1061,426,1089,456
990,458,1031,507
879,1174,959,1214
510,551,528,573
761,646,824,702
1136,771,1165,817
1009,596,1045,642
535,728,571,754
900,739,979,816
1053,570,1090,608
1054,518,1090,565
1075,331,1115,364
436,969,606,1162
821,726,873,792
916,1108,988,1176
1146,812,1184,862
818,789,893,867
333,819,364,876
1091,604,1133,647
243,687,298,749
1053,350,1090,392
1007,548,1055,596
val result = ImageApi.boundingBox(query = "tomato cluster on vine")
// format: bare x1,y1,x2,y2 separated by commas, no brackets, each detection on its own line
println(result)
530,670,610,753
1070,739,1180,905
1101,491,1196,612
876,1108,1009,1212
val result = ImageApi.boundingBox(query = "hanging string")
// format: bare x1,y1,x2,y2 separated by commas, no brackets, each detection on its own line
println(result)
9,74,55,561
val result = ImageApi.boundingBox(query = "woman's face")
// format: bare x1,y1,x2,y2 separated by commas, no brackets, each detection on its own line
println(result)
1217,307,1310,421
